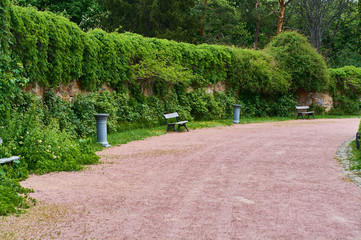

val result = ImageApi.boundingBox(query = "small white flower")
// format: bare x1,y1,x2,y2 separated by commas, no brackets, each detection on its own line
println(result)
38,140,42,143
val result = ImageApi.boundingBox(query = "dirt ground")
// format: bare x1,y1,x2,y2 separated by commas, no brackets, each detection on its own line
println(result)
1,119,361,239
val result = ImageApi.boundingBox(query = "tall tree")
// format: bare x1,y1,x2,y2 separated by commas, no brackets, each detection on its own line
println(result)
15,0,101,28
253,0,260,49
290,0,356,53
263,0,294,35
197,0,251,46
229,0,275,49
98,0,199,43
200,0,208,37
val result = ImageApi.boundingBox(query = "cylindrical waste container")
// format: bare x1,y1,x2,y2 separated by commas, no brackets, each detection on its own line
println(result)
94,114,111,147
232,104,242,124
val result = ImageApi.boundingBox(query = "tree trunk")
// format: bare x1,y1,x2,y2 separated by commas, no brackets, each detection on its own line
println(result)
200,0,208,37
253,0,260,49
276,0,285,35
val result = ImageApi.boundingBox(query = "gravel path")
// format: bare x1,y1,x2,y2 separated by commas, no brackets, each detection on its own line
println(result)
1,118,361,239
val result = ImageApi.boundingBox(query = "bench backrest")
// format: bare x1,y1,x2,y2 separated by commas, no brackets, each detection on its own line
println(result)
295,106,309,112
163,112,179,119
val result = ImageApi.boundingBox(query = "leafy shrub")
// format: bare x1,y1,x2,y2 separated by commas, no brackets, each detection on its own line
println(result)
228,48,291,94
239,91,296,117
0,73,99,215
329,66,361,94
329,66,361,114
265,31,330,92
1,109,99,174
0,170,34,216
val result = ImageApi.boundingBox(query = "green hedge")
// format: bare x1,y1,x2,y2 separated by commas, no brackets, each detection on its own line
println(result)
7,5,316,95
329,66,361,114
3,5,316,123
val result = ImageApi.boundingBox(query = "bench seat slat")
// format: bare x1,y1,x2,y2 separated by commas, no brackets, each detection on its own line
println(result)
295,106,309,110
163,113,179,119
0,156,20,164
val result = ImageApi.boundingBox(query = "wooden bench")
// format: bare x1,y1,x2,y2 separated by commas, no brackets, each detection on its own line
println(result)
0,137,20,164
162,112,189,132
296,106,315,119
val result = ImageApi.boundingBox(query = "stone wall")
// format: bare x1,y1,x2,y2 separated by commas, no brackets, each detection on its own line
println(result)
24,80,113,101
24,81,334,112
296,89,333,112
206,81,226,94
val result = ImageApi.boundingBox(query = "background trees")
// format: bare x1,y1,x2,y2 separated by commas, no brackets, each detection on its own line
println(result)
97,0,200,43
15,0,101,27
290,0,356,52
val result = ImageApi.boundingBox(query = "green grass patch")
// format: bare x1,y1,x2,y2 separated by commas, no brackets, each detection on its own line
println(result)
107,127,165,146
350,140,361,170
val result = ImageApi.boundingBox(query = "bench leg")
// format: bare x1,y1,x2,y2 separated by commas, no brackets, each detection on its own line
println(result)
312,113,315,119
167,125,177,132
177,124,189,132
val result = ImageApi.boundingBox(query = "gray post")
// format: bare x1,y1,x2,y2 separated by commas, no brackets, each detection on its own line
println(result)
232,104,242,124
94,114,111,147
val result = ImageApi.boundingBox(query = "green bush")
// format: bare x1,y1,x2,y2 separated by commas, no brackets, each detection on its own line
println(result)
0,73,99,215
329,66,361,94
238,92,296,117
265,31,330,92
228,48,291,94
0,170,34,216
329,66,361,114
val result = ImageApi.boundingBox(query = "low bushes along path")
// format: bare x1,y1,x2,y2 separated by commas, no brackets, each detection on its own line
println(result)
1,119,361,239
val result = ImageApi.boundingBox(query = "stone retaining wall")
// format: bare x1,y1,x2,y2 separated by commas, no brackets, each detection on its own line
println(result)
296,89,333,112
24,81,335,112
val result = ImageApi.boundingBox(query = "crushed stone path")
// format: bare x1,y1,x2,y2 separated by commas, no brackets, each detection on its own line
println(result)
1,119,361,239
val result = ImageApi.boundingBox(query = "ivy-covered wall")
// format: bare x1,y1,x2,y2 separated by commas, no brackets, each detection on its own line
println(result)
5,5,329,94
5,4,357,127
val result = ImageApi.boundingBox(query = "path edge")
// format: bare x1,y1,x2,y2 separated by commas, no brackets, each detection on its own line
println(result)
336,137,361,188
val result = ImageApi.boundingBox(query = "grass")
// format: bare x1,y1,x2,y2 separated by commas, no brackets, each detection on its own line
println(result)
350,140,361,170
103,115,360,147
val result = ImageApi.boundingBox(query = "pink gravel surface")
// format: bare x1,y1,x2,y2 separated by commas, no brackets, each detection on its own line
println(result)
1,118,361,239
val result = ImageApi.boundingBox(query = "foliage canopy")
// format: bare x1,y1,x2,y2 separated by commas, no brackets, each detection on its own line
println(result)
265,31,330,92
